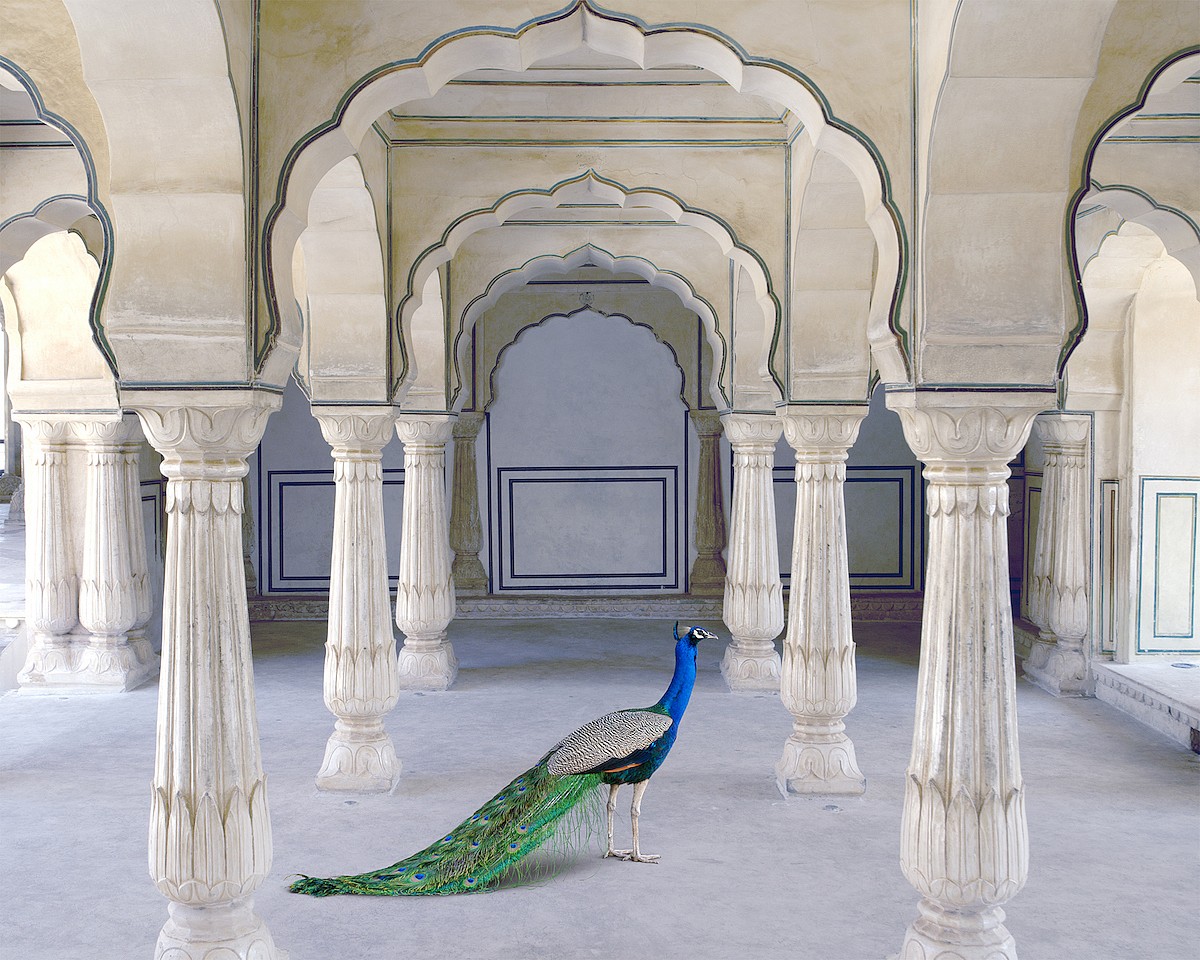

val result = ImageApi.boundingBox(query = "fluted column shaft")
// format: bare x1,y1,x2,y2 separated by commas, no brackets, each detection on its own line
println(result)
135,392,282,960
720,413,784,691
775,407,867,796
449,412,487,596
889,392,1043,960
16,418,78,686
76,415,158,690
1024,414,1091,697
395,414,457,690
689,410,727,595
313,408,401,792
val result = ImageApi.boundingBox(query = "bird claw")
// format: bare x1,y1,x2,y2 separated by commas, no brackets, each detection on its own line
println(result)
604,849,660,863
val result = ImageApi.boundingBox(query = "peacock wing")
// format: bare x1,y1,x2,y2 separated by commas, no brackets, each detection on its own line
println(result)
545,709,673,776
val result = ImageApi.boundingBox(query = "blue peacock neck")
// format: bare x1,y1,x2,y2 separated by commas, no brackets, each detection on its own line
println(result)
656,637,698,723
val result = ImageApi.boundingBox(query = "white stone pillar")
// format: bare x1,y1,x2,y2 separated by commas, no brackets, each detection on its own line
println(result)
449,412,487,596
889,391,1043,960
75,415,158,691
688,410,727,595
313,408,401,792
135,392,282,960
394,414,457,690
1024,413,1091,696
775,406,867,796
720,413,784,691
16,418,78,687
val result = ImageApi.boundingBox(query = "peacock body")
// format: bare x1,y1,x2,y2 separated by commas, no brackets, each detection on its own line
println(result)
290,623,713,897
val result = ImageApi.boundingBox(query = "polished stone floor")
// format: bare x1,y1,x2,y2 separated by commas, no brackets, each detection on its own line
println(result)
2,617,1197,960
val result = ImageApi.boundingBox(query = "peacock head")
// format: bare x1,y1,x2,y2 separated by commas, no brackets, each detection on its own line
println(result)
674,623,717,646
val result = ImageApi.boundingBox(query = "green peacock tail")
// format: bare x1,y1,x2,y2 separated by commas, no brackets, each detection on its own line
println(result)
289,761,603,896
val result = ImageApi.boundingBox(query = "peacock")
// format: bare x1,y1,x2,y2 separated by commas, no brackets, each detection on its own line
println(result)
289,622,714,896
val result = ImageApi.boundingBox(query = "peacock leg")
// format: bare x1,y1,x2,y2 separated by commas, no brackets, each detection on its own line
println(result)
625,780,660,863
603,783,627,859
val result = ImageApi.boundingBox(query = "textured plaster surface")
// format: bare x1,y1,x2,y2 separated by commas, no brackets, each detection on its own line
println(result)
1,617,1197,959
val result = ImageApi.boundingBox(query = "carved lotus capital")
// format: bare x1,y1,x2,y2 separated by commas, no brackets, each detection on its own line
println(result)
886,390,1049,472
688,409,724,438
1033,412,1090,453
313,406,395,455
130,390,281,480
14,417,74,446
720,412,782,450
395,413,455,448
452,411,485,440
778,405,868,459
71,413,142,448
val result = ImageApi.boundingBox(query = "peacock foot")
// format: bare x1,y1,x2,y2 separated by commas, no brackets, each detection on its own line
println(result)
605,849,660,863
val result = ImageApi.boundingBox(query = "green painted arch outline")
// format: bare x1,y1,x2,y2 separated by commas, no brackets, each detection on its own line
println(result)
452,243,733,411
393,170,782,409
1062,46,1200,380
259,0,910,385
0,56,117,379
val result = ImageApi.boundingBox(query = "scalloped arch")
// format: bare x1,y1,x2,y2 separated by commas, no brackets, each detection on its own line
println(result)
262,1,907,385
398,172,777,410
484,301,691,414
1078,184,1200,297
1062,48,1200,376
454,243,730,410
0,58,116,376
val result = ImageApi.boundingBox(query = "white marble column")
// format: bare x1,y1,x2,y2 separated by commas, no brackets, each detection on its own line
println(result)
688,410,727,595
313,408,400,792
449,412,487,596
16,418,78,687
775,406,867,796
889,391,1043,960
394,414,457,690
75,415,158,691
1024,414,1091,697
720,413,784,691
135,392,282,960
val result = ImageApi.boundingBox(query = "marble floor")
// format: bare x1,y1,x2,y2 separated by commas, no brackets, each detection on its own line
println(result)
2,616,1198,960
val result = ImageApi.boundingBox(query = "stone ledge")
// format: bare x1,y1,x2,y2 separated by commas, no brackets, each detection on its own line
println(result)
1093,661,1200,751
247,592,925,623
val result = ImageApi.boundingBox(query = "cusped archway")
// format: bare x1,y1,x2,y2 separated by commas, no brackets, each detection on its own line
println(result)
262,2,908,387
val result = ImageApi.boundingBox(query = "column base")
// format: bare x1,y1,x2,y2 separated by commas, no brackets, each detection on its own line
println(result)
720,640,780,692
397,636,458,691
156,899,286,960
316,719,401,793
451,556,488,597
775,732,866,797
688,557,727,596
18,632,158,693
1023,639,1088,697
898,900,1016,960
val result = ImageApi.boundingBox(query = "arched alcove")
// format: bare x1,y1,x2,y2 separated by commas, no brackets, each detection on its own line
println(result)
485,307,692,595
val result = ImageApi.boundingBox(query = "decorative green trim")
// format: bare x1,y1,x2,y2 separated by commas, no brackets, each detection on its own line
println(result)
1060,46,1200,381
1137,476,1200,654
259,0,911,383
0,56,117,381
